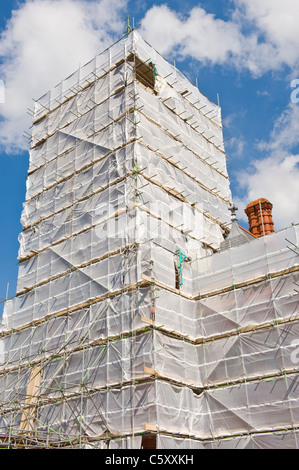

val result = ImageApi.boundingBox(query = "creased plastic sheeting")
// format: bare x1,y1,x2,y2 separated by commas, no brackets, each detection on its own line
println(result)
0,335,6,367
153,331,201,387
41,332,153,396
155,78,224,151
23,141,135,227
17,208,208,303
152,323,299,387
3,249,141,329
133,32,222,127
12,221,178,325
0,289,152,371
137,211,206,258
141,243,175,290
2,29,298,449
26,135,228,252
0,367,31,404
196,226,299,295
28,138,108,194
199,274,299,339
20,167,223,281
17,212,141,293
158,431,299,449
34,382,156,439
154,273,299,341
29,132,118,186
23,160,226,251
31,64,132,148
3,320,297,442
154,377,298,439
156,381,206,436
136,116,229,225
80,441,108,449
33,33,134,120
143,215,213,271
135,85,226,175
18,178,131,259
155,290,197,338
0,292,152,411
45,95,133,149
1,289,152,386
136,173,225,250
206,375,298,437
29,110,136,177
135,141,230,216
6,313,297,402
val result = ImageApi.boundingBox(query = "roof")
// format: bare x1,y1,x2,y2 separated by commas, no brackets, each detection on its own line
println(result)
220,219,256,251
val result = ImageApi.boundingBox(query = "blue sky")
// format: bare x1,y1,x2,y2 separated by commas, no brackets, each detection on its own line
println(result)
0,0,299,313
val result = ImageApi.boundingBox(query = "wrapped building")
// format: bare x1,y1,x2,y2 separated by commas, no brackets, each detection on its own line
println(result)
0,30,298,449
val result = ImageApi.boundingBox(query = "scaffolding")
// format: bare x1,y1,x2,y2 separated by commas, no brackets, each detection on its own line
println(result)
0,30,298,449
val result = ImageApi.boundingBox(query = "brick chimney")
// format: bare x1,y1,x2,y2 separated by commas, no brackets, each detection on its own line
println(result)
244,198,274,238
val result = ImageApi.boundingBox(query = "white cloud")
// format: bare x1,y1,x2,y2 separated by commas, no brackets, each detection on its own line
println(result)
258,104,299,153
228,136,245,159
140,5,246,64
0,0,127,153
236,104,299,229
140,1,299,76
235,0,299,67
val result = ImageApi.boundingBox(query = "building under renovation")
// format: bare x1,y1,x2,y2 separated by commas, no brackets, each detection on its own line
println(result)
0,30,298,449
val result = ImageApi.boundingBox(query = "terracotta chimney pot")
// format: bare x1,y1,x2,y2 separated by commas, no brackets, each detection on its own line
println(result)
244,198,274,238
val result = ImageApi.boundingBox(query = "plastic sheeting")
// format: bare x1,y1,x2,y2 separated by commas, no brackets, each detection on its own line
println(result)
153,324,299,386
157,430,299,449
155,377,298,439
0,382,157,440
196,225,299,295
155,271,299,340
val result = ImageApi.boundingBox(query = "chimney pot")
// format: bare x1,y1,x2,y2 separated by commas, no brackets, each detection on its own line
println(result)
244,198,274,238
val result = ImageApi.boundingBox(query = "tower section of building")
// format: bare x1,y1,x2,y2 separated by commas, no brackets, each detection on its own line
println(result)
3,31,297,449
